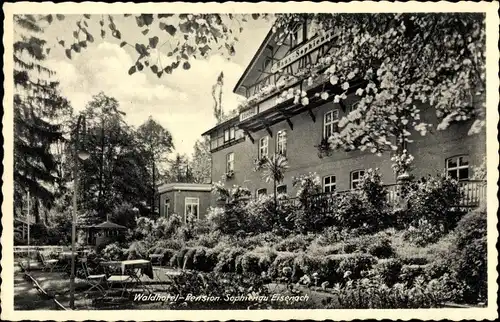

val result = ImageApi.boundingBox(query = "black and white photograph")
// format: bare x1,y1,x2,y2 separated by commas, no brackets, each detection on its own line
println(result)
2,1,498,320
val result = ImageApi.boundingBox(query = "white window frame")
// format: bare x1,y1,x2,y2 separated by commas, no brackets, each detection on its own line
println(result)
350,170,365,190
184,197,200,221
259,136,269,159
277,184,287,195
291,24,304,47
256,188,267,199
226,152,234,173
446,155,470,181
323,175,336,193
224,127,236,143
323,109,339,139
276,130,287,156
164,199,170,219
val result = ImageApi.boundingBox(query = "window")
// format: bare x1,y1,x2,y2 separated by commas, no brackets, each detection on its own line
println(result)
224,127,236,143
277,185,287,194
446,155,470,180
256,188,267,198
323,110,339,139
164,199,170,218
259,136,269,159
291,24,304,47
351,170,365,189
323,175,336,193
184,197,200,221
276,130,287,156
226,152,234,172
263,57,272,70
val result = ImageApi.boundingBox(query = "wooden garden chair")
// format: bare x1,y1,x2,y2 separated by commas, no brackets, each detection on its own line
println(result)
38,252,60,272
80,257,107,297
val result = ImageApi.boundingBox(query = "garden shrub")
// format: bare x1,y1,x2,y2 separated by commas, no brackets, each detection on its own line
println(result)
373,258,403,287
171,248,189,269
255,248,278,273
204,247,222,272
191,247,209,271
292,172,343,233
101,242,126,261
365,235,395,259
307,242,344,256
327,274,458,309
195,231,223,248
449,208,487,303
268,252,299,279
243,196,275,234
215,247,245,273
402,175,464,242
400,256,429,266
161,249,176,266
183,248,197,270
244,232,281,249
337,253,376,280
235,252,261,275
424,259,451,280
401,218,446,247
276,234,312,252
313,226,342,245
294,254,369,285
209,184,253,235
126,240,150,259
399,264,426,286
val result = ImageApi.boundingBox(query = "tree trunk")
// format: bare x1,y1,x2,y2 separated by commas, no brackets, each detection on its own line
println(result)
44,208,49,225
273,178,277,214
33,197,40,223
152,158,156,216
98,118,105,218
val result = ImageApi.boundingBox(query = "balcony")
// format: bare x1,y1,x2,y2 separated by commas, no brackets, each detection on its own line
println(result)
237,75,366,134
279,180,487,214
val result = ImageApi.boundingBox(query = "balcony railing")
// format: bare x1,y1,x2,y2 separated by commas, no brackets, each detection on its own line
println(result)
278,180,486,214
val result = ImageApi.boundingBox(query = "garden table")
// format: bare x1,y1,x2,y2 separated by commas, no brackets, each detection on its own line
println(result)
101,259,154,295
148,254,163,266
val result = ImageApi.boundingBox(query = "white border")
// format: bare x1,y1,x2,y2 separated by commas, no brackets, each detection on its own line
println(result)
2,2,499,321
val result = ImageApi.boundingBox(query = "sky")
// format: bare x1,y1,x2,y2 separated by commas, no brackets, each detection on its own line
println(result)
38,14,272,157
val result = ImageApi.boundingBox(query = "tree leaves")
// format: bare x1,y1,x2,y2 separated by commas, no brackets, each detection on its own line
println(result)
149,36,159,49
141,14,154,26
183,61,191,70
135,43,148,57
65,48,72,59
160,22,177,36
112,30,121,39
128,65,137,75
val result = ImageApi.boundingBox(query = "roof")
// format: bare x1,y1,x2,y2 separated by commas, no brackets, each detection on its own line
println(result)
232,28,274,95
157,182,212,194
91,221,127,230
201,115,240,136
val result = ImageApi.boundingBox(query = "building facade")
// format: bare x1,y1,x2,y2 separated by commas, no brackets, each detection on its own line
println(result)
202,20,486,198
157,183,212,222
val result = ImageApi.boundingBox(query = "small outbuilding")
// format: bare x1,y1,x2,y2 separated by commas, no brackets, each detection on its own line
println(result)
80,220,128,248
157,183,212,222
